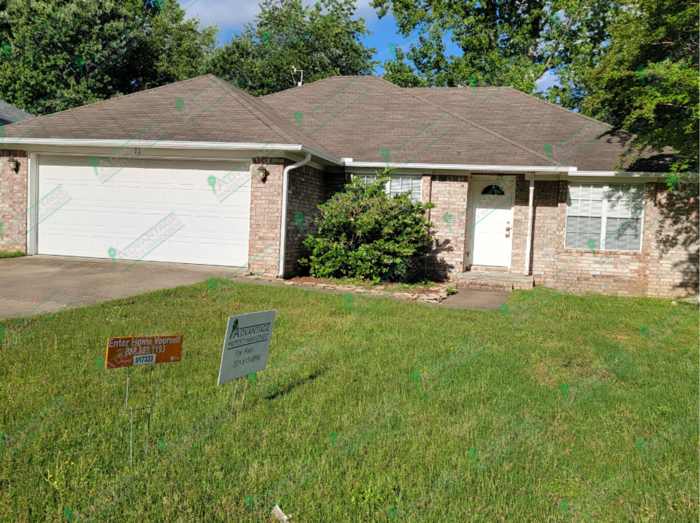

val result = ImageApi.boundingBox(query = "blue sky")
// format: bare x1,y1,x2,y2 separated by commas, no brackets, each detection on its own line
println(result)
183,0,559,92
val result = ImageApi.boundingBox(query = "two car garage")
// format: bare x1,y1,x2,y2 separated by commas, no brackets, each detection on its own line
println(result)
35,155,251,267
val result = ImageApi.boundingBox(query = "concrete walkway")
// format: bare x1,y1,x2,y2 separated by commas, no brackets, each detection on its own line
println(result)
0,255,509,319
435,289,510,310
0,255,235,319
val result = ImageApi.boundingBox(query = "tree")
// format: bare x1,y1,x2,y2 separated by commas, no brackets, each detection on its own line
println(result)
207,0,378,96
0,0,217,115
581,0,699,180
371,0,618,109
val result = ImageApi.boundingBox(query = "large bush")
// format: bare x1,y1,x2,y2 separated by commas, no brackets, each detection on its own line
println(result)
299,170,435,282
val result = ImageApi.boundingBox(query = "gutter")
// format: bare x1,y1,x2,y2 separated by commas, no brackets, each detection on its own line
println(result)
524,177,535,276
345,161,568,173
4,138,342,165
278,153,312,279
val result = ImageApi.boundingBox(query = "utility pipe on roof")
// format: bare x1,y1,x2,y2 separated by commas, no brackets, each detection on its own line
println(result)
524,177,535,276
278,153,312,279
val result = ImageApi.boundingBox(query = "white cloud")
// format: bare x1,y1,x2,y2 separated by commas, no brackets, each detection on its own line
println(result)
183,0,261,29
183,0,379,30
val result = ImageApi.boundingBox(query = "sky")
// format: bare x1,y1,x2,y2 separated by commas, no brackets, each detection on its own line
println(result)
182,0,559,92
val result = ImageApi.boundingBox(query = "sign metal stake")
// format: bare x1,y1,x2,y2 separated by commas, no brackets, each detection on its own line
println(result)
230,377,249,415
125,365,161,467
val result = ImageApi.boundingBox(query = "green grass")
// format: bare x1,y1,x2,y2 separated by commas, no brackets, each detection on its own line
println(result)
0,251,26,259
0,282,697,522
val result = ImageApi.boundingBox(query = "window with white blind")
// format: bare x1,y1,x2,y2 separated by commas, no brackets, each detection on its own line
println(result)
356,175,422,203
566,183,646,251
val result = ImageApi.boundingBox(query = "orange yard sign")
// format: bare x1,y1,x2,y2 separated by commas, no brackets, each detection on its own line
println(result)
105,335,184,369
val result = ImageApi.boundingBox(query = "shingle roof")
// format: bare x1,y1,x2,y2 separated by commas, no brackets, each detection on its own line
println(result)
263,76,550,167
2,74,674,172
0,99,34,126
405,86,674,172
1,75,336,158
263,76,674,172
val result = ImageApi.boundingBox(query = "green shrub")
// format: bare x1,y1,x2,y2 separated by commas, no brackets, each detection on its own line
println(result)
299,170,435,282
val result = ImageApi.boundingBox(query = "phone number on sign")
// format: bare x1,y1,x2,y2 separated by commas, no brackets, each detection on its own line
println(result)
233,354,261,368
124,345,168,356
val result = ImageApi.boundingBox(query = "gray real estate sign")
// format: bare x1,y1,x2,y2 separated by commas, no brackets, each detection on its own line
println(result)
217,310,275,386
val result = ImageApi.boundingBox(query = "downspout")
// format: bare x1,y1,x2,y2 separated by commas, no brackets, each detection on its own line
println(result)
278,153,312,278
524,177,535,276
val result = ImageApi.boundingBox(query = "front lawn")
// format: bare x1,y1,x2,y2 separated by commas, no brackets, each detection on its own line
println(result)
0,281,697,522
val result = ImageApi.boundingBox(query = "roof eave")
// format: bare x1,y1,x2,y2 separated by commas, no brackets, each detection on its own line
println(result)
3,138,343,164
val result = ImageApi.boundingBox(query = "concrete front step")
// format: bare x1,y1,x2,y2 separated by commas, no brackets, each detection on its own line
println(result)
455,271,534,291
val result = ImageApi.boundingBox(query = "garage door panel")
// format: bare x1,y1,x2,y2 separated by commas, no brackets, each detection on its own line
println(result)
38,156,249,266
171,188,194,206
116,212,143,230
93,211,115,227
117,186,143,202
144,188,167,204
66,209,90,227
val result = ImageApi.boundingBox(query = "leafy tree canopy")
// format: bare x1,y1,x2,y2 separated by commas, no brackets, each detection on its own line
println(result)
372,0,618,110
581,0,698,178
207,0,378,96
0,0,217,115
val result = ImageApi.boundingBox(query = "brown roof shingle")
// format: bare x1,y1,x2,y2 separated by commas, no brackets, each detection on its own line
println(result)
2,75,336,158
3,74,674,172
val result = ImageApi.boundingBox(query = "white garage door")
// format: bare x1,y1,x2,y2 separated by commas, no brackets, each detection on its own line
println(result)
37,155,250,267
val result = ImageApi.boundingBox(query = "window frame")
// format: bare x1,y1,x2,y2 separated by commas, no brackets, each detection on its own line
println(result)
355,174,423,203
564,182,647,253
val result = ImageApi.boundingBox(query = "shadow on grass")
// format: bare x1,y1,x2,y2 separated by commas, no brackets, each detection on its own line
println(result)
259,371,325,401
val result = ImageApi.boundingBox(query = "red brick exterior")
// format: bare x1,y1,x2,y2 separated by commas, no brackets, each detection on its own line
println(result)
248,158,350,278
424,174,469,280
0,150,28,253
514,179,698,298
2,148,695,298
248,158,286,275
285,166,348,277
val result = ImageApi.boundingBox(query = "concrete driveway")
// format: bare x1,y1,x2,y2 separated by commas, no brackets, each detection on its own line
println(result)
0,255,237,319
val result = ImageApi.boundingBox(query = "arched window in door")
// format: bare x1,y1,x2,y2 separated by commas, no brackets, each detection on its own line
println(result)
481,185,505,195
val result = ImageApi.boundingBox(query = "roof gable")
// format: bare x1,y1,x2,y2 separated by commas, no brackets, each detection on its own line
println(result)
2,75,335,157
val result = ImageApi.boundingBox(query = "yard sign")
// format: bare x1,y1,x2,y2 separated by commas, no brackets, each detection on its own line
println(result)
105,335,183,369
218,311,275,386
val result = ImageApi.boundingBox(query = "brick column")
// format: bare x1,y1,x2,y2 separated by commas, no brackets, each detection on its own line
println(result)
248,158,286,276
0,150,28,253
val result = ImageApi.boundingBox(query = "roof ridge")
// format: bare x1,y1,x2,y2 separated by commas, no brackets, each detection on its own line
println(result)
3,75,208,132
261,75,365,100
506,87,616,129
214,76,338,158
212,76,296,144
388,80,553,164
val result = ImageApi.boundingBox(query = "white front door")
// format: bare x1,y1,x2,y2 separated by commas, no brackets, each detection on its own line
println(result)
471,179,515,267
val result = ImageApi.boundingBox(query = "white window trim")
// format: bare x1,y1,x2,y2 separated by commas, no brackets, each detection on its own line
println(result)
565,182,647,253
353,174,423,202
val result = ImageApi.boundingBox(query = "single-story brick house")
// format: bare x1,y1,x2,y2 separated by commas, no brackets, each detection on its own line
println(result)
0,75,697,297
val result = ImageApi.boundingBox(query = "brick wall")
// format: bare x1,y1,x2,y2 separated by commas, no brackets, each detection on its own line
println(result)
284,164,337,277
248,158,286,275
647,183,699,297
523,180,698,298
509,174,531,275
248,159,343,278
0,150,28,253
425,175,469,280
